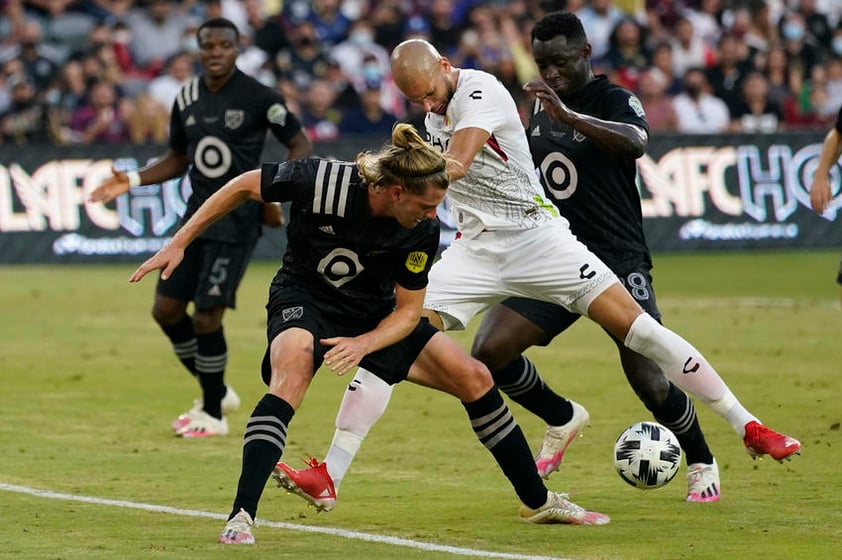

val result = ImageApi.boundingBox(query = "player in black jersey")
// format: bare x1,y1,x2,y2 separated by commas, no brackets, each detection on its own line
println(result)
89,18,311,438
808,104,842,307
129,124,610,545
472,11,800,502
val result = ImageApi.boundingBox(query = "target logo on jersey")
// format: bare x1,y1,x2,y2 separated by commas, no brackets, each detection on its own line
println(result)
194,136,232,179
539,152,579,200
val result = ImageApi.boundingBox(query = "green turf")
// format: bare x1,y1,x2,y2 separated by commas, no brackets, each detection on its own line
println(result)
1,250,840,559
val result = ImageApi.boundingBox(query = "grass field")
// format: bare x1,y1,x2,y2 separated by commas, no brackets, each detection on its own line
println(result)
1,250,840,560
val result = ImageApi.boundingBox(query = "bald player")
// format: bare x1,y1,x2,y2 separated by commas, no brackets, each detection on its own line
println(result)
274,38,799,522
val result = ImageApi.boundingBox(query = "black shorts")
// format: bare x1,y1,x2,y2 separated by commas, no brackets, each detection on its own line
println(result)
261,283,438,386
156,239,256,310
501,267,663,346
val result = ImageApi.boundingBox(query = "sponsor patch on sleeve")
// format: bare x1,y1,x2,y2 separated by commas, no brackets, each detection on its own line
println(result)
628,95,645,117
405,251,429,273
267,103,288,125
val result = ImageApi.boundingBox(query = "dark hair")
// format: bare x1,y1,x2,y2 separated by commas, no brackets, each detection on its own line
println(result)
531,11,586,45
196,17,240,44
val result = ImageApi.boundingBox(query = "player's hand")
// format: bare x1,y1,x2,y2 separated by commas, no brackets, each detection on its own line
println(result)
89,165,131,203
321,336,369,376
523,79,572,123
810,176,832,214
262,202,285,227
129,245,185,283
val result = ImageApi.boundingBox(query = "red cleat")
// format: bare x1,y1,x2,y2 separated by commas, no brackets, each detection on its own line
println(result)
743,421,801,462
272,457,336,512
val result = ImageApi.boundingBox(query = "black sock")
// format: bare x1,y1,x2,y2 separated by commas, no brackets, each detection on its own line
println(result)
160,315,197,376
651,383,714,465
494,356,572,426
196,328,227,419
463,387,547,509
229,393,294,520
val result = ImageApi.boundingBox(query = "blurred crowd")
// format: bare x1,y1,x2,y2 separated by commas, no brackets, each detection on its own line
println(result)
1,0,842,146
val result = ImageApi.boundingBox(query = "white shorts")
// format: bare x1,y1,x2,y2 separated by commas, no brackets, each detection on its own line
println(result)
424,220,619,330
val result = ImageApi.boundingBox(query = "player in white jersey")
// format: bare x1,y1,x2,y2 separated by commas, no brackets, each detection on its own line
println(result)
273,39,799,518
421,65,618,327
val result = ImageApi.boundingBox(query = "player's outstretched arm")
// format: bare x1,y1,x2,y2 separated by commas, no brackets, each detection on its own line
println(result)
89,149,190,203
810,128,841,214
129,168,263,283
129,245,185,283
89,165,131,203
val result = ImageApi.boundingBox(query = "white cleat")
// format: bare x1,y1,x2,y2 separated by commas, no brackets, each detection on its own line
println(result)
686,460,720,503
535,400,590,479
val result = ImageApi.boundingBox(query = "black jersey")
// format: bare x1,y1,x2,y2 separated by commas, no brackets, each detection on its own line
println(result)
527,75,651,273
835,105,842,134
260,158,440,321
170,69,303,244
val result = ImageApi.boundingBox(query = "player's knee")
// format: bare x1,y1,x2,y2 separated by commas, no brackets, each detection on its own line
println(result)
454,359,494,401
471,330,515,372
151,302,182,326
625,361,670,410
191,310,222,333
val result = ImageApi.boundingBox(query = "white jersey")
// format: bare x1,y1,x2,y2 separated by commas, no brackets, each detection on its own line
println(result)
424,69,560,238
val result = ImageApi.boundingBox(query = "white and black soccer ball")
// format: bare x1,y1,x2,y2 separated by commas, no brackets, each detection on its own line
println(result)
613,421,682,490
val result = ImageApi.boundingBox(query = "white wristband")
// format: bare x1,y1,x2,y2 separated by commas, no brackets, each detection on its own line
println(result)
126,170,142,188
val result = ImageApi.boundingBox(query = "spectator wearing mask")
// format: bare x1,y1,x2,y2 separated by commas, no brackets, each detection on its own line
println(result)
330,19,390,93
0,74,53,143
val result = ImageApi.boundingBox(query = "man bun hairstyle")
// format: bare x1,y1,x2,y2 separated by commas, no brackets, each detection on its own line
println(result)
357,123,453,194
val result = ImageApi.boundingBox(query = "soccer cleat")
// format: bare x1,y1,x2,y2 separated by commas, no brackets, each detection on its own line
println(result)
272,457,337,512
171,400,202,432
519,492,610,525
219,508,255,545
534,400,590,479
686,460,720,503
743,421,801,462
171,385,241,432
175,410,229,438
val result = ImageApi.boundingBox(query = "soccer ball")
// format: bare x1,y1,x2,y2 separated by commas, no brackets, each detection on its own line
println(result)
613,421,682,490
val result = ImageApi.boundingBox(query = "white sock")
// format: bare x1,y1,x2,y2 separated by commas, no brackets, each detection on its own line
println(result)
624,313,758,436
324,368,394,492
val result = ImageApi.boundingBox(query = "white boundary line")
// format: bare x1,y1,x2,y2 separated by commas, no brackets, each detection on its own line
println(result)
1,482,572,560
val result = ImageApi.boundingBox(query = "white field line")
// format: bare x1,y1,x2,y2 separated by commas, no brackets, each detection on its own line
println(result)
0,482,572,560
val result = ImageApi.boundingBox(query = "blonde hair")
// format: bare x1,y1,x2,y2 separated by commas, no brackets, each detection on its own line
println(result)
356,123,451,194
